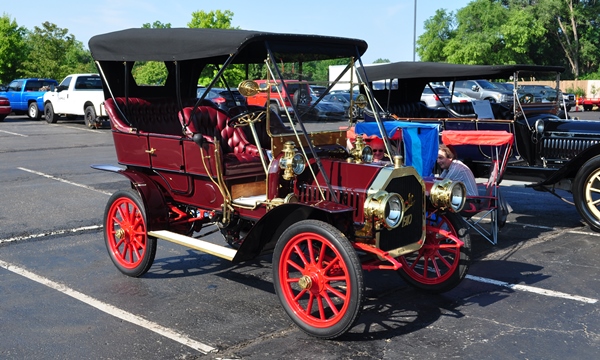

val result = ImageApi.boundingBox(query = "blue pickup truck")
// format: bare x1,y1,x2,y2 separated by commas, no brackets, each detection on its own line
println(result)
0,78,58,120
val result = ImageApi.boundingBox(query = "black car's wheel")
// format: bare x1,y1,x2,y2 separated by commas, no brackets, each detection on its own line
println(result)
44,102,58,123
84,106,97,128
28,102,41,120
104,189,157,277
574,155,600,232
397,212,470,293
273,219,364,339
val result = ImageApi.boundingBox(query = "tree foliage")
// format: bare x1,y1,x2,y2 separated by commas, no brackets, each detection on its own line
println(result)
0,14,27,83
21,21,95,81
417,0,600,79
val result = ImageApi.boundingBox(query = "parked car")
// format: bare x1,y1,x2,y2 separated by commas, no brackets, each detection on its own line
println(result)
453,79,514,107
89,28,469,339
451,90,474,103
43,74,107,128
297,94,346,121
197,86,247,111
0,96,11,121
360,61,600,232
421,85,452,108
0,78,57,120
328,89,365,118
310,85,327,97
245,79,311,116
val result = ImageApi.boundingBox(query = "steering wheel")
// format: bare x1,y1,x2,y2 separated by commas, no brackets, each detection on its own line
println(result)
227,109,266,128
520,93,534,104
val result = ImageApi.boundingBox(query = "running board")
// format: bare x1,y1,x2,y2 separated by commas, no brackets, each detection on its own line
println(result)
147,230,236,261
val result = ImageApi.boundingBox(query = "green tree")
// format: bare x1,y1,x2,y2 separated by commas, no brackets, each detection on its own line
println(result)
0,14,27,83
416,9,455,62
188,10,237,29
21,21,92,81
133,21,172,85
373,58,391,64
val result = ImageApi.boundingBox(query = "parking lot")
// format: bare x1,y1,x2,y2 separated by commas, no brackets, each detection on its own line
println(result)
1,114,599,359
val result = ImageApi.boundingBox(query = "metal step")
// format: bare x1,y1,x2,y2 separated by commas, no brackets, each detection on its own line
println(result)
147,230,237,261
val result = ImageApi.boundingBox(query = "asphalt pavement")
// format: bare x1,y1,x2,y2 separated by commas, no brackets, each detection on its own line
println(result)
1,112,599,359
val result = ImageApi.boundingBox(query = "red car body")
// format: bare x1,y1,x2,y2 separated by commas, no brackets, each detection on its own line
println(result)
0,96,11,121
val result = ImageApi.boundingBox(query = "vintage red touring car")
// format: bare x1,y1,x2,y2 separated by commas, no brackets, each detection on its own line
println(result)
88,28,469,339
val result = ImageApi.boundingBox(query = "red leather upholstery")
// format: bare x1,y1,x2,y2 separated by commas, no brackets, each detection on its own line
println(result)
180,106,263,175
104,97,195,136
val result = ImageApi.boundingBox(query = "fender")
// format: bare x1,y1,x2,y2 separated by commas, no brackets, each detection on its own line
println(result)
91,164,169,230
233,201,354,263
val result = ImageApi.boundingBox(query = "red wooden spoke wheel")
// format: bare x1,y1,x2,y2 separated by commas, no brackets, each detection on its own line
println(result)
104,189,156,277
273,220,364,339
398,212,470,293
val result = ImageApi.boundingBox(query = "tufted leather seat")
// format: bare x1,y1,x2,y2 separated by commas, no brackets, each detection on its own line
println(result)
104,97,195,136
180,106,263,176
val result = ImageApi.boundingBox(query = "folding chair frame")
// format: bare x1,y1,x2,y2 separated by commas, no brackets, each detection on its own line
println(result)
442,130,514,245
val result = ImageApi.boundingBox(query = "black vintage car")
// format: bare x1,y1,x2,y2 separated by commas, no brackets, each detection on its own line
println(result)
359,61,600,233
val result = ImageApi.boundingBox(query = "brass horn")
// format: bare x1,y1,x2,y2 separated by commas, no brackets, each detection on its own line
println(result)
238,80,261,97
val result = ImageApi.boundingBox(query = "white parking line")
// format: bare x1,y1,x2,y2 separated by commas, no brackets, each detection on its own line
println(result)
48,124,106,133
18,167,112,195
466,274,598,304
0,129,28,137
0,259,217,354
0,225,103,244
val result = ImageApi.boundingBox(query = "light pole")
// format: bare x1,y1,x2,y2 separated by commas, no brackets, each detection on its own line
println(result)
413,0,417,61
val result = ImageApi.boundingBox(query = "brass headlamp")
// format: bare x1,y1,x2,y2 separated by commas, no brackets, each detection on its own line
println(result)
279,141,306,180
349,135,374,163
364,190,405,230
430,178,466,212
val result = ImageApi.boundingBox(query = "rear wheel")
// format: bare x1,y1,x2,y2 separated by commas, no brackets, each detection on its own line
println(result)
398,212,470,293
574,155,600,232
44,102,58,123
28,102,40,120
104,189,157,277
84,106,97,128
273,220,364,339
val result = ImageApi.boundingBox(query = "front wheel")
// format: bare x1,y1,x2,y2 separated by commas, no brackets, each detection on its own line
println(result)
84,106,97,128
104,189,157,277
44,102,58,123
574,155,600,232
273,220,364,339
397,212,470,293
28,102,41,120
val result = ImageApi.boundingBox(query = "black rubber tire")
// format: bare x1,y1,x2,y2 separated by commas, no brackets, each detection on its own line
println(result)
103,189,157,277
573,155,600,232
397,212,470,293
28,102,40,120
84,106,97,128
293,89,310,106
273,219,364,339
44,102,58,123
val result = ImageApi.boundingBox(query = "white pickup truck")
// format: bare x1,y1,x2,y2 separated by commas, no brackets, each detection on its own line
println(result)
43,73,107,128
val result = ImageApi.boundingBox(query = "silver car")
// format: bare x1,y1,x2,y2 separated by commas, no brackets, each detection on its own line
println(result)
421,85,452,108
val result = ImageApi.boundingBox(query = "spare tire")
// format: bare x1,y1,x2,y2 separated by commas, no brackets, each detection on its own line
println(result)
293,88,310,106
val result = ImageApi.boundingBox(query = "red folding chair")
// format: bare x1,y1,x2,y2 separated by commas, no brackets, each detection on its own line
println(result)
441,130,514,244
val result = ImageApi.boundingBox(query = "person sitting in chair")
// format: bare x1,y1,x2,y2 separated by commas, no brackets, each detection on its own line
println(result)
437,144,478,196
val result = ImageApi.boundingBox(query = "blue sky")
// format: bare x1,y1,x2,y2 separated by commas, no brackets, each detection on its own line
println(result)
3,0,472,64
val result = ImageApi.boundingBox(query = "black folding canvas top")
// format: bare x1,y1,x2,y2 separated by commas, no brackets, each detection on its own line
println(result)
89,28,368,63
360,61,565,82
